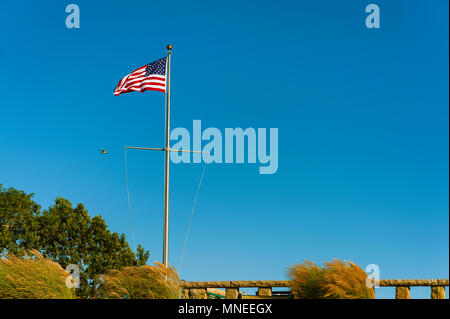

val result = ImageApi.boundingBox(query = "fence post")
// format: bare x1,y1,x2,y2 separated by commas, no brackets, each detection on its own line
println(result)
225,288,239,299
189,288,207,299
431,286,446,299
181,288,189,299
257,288,272,297
395,286,410,299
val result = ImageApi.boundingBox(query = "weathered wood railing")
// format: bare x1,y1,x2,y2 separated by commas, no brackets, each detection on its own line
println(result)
181,279,449,299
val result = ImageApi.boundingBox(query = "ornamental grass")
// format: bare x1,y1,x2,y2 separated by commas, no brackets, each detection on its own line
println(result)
95,262,181,299
288,258,374,299
0,249,75,299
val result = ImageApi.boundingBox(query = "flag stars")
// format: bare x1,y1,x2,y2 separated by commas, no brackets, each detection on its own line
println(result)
145,57,166,77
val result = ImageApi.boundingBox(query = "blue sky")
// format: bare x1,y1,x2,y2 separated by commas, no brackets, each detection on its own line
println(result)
0,0,448,298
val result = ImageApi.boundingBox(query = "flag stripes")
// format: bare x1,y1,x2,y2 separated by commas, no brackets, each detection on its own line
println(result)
114,57,167,96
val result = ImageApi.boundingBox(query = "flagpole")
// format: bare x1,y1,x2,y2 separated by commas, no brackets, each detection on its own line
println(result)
163,44,172,267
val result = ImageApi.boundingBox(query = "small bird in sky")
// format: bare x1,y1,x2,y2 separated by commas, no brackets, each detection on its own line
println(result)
101,149,108,155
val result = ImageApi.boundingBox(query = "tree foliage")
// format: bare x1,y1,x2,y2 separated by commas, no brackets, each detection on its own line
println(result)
0,184,150,298
0,185,41,256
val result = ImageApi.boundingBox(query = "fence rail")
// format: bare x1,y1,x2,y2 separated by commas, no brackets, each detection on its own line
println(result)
181,279,449,299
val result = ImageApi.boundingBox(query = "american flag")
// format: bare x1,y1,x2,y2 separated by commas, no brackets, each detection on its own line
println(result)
114,57,167,96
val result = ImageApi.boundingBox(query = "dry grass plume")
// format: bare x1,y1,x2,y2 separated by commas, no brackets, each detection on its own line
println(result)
323,259,375,299
95,262,181,299
0,250,75,299
288,258,374,299
287,260,329,299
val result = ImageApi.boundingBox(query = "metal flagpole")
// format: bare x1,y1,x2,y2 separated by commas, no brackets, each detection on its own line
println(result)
163,44,172,267
122,44,208,269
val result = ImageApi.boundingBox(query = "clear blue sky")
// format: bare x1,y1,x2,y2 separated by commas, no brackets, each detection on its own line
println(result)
1,0,448,298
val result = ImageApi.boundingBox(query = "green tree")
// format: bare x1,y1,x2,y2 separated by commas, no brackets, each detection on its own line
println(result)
0,185,150,298
37,197,149,297
0,185,41,256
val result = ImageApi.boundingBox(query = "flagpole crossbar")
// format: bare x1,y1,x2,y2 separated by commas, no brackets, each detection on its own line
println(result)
125,146,210,154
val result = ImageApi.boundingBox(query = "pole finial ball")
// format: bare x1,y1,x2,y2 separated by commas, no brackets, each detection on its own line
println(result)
167,44,172,51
